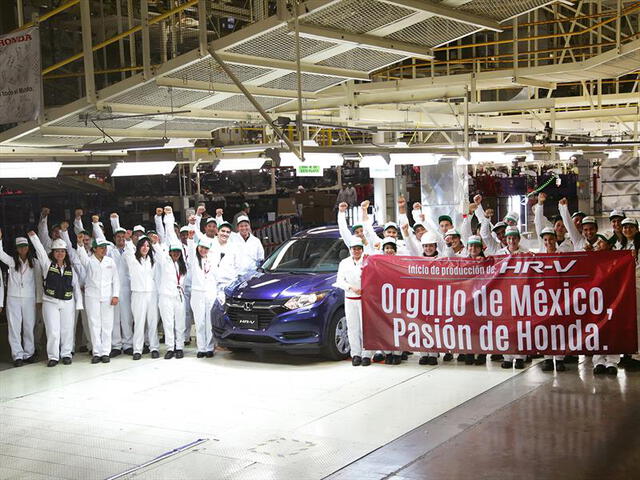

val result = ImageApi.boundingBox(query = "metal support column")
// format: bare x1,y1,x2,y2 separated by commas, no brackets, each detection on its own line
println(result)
17,0,24,26
198,0,208,57
141,0,152,79
126,0,137,69
79,0,96,103
116,0,126,80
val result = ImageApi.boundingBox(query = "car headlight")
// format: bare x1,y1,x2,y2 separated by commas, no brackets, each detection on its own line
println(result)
284,290,329,310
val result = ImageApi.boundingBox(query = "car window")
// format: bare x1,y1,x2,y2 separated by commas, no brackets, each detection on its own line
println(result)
262,237,349,273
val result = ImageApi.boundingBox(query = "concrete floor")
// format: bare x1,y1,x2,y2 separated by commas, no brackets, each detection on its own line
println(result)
0,349,526,480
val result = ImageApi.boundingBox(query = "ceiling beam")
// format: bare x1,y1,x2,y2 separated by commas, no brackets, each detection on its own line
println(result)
378,0,503,32
216,52,370,80
96,102,261,121
40,126,219,140
290,23,434,60
156,77,315,100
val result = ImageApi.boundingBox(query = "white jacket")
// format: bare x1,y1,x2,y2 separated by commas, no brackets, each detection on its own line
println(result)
229,232,265,277
334,256,363,299
123,240,156,293
559,204,597,251
0,241,36,299
76,246,120,301
533,204,574,252
186,239,218,298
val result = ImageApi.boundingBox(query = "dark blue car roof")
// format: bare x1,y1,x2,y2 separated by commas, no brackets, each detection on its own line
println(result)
292,224,383,239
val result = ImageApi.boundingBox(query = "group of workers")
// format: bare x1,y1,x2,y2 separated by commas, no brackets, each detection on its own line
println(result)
0,205,264,367
335,194,640,375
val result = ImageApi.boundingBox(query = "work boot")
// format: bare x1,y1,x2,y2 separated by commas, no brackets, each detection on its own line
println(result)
62,357,72,365
392,355,402,365
123,348,134,356
373,353,385,363
555,360,566,372
593,364,606,375
384,354,393,364
133,353,142,360
175,350,184,359
151,350,160,359
351,356,362,366
13,359,23,367
457,354,467,362
465,354,475,365
443,353,453,361
47,360,58,367
606,366,618,375
91,356,101,364
361,357,371,366
109,349,122,358
419,356,429,365
514,359,525,369
427,356,438,366
474,354,487,365
501,361,513,369
205,351,214,358
620,355,640,370
541,359,554,371
197,352,206,358
401,351,409,361
142,345,150,354
24,354,37,364
101,356,110,363
164,350,175,360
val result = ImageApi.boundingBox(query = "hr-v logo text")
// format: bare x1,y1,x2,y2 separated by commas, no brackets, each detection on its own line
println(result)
499,259,576,274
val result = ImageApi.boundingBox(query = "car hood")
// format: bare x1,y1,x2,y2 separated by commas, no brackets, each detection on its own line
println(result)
229,271,337,301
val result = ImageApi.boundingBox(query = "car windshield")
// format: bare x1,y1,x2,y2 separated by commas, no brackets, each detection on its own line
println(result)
262,237,349,273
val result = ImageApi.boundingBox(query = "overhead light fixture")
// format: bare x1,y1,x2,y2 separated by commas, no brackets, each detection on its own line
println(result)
390,153,440,166
0,162,62,178
110,161,176,177
215,158,266,171
358,155,388,168
605,149,623,159
557,150,582,161
280,152,343,167
79,138,173,152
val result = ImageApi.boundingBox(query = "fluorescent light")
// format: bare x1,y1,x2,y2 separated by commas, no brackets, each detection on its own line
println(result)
358,155,388,168
215,158,266,171
110,161,176,177
605,149,622,159
0,162,62,178
390,153,440,166
280,152,343,167
558,150,582,161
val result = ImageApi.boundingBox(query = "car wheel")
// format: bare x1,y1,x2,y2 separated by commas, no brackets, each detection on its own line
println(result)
323,309,350,361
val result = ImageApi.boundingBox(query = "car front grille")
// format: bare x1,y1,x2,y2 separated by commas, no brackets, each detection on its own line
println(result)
225,298,286,330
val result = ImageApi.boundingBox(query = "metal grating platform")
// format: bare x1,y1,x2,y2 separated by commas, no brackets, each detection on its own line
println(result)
206,95,292,112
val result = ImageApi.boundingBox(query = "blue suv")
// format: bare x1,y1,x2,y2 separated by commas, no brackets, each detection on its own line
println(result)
213,226,353,360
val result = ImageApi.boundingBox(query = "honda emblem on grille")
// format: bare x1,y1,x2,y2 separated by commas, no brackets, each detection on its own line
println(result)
243,301,255,312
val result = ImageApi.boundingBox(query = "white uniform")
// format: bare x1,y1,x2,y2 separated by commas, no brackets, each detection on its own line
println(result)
337,211,376,255
496,245,528,362
124,240,159,355
335,256,370,359
29,233,83,361
0,242,37,361
533,204,574,252
76,247,119,358
187,239,219,354
229,232,265,278
559,204,596,251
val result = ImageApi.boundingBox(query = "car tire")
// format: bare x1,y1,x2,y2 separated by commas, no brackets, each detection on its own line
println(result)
323,308,350,361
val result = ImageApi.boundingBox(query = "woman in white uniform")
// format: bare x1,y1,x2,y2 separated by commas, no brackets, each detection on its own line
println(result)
335,237,370,366
0,231,38,367
124,233,159,360
28,232,83,367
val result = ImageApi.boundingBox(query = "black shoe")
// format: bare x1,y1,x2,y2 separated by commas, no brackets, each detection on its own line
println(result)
352,356,362,366
151,350,160,359
541,359,554,372
133,353,142,360
593,364,606,375
109,349,122,358
491,354,503,361
525,356,532,363
373,353,385,363
164,350,175,360
62,357,72,365
501,361,513,369
457,354,466,362
419,356,429,365
392,355,402,365
184,340,191,346
564,355,579,363
515,359,525,369
142,345,150,354
606,366,618,375
175,350,184,359
401,351,409,361
427,356,438,366
443,353,453,362
465,355,475,365
205,351,214,358
384,354,393,365
555,360,566,372
619,356,640,371
123,348,134,356
101,356,110,363
197,352,206,358
78,346,88,353
91,356,101,364
474,354,487,365
361,357,371,366
47,359,58,367
13,359,23,367
24,354,37,364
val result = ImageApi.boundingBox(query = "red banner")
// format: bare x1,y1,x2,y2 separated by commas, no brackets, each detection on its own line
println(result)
361,252,638,355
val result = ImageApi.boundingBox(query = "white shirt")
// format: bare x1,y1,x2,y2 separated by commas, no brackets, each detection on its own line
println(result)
154,246,187,299
230,232,265,277
558,204,597,251
123,240,156,293
335,256,363,299
211,237,239,289
76,247,120,301
0,241,36,298
497,245,529,255
186,239,218,297
532,204,574,252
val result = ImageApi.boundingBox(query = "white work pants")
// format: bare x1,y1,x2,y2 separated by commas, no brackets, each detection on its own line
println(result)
6,296,36,360
42,299,76,361
131,291,159,354
112,290,133,351
85,297,115,357
190,290,215,353
182,287,193,342
159,295,186,351
345,298,370,358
